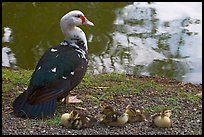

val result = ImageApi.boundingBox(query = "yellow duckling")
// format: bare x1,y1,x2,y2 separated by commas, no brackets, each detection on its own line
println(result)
152,109,172,128
125,105,147,123
61,110,96,129
99,106,128,127
61,110,77,127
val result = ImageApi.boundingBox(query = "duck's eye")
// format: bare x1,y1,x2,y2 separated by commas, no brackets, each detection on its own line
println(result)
75,15,81,18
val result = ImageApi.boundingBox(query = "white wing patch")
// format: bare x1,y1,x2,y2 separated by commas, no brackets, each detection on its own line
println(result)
70,43,79,49
51,48,58,52
51,68,57,73
37,66,41,70
70,71,75,75
75,49,87,60
56,54,59,58
62,76,67,79
60,41,68,46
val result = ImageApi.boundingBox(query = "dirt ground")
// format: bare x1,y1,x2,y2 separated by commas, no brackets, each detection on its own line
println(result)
2,74,202,135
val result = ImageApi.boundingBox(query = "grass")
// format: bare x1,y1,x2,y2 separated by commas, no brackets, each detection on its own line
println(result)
2,67,202,127
80,73,171,98
2,68,32,86
46,115,61,126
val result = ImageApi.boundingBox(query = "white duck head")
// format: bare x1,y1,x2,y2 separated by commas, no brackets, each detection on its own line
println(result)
60,10,94,50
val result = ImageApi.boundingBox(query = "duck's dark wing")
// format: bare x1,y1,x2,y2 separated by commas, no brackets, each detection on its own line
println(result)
28,45,88,104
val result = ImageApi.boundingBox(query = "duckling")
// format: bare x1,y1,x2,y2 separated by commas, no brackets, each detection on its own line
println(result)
125,105,147,123
61,113,70,126
152,109,172,128
61,110,78,127
61,110,97,129
99,106,128,127
74,113,97,129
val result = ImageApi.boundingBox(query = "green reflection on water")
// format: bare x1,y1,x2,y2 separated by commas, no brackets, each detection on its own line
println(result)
2,2,129,69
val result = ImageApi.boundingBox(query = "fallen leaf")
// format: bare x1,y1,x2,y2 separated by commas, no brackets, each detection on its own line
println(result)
18,91,23,94
93,86,110,89
85,94,94,98
194,92,202,97
198,105,202,109
75,106,87,111
67,95,83,103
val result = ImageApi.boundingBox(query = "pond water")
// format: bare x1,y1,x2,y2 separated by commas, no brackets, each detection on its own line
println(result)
2,2,202,84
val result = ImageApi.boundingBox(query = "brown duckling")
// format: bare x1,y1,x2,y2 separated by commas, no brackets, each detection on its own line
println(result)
99,106,128,127
125,105,147,123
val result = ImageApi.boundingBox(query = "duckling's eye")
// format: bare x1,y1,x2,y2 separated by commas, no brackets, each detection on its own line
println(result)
165,111,170,114
103,107,108,110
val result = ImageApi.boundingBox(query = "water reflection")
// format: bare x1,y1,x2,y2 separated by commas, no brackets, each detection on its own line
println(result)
2,27,12,43
2,27,17,68
88,2,202,84
2,47,17,68
2,2,202,84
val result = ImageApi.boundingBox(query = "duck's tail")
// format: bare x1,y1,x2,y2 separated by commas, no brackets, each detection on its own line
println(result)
13,92,56,119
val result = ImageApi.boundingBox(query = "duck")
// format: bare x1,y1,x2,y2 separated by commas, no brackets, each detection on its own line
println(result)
152,109,172,128
125,105,147,123
61,110,97,129
99,106,128,127
12,10,94,118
